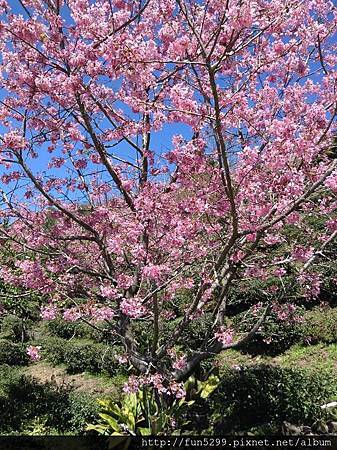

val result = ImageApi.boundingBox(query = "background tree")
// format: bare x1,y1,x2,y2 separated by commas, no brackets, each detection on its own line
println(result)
0,0,336,392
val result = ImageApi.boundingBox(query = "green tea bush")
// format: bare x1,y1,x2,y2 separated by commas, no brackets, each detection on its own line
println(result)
78,323,116,344
0,371,69,432
42,336,69,365
0,315,32,342
64,343,102,374
100,346,121,376
130,320,155,354
64,343,122,376
0,364,20,394
0,340,29,366
67,392,99,432
134,312,213,354
232,306,304,356
47,319,80,339
231,303,337,356
41,337,123,376
46,318,115,344
0,365,98,434
180,313,213,350
212,365,337,432
300,306,337,344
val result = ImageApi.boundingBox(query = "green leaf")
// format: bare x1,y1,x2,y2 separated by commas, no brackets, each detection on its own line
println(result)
121,407,136,431
138,427,152,436
125,393,138,414
197,376,219,399
98,413,122,432
85,424,110,434
106,404,122,417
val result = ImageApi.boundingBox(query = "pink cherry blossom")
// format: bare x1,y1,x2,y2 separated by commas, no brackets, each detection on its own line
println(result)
88,305,115,322
169,381,186,399
123,375,141,394
215,327,234,347
40,304,58,320
63,307,82,322
172,356,187,371
116,354,128,364
292,247,314,263
27,345,41,362
298,272,322,299
0,0,335,382
120,297,147,319
142,264,167,281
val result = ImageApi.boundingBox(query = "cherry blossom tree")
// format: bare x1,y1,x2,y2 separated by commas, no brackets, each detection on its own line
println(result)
0,0,337,388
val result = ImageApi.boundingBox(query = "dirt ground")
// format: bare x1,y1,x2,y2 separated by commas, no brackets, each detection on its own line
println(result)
24,362,118,396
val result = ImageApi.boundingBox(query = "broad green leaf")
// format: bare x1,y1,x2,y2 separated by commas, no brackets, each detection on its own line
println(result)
98,413,122,431
197,376,219,399
138,427,152,436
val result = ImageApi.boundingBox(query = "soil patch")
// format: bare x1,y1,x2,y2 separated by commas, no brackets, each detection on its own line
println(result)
24,362,117,396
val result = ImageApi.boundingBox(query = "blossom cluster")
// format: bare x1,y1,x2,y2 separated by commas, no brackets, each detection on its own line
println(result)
123,374,186,399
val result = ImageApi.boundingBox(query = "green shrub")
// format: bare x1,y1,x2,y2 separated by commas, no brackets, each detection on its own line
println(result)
47,319,83,339
20,416,62,436
41,337,123,376
64,343,102,374
42,336,69,365
0,364,20,395
129,320,154,354
232,306,304,356
132,312,213,354
93,327,121,345
0,371,69,432
100,346,121,376
180,313,213,350
300,306,337,344
131,292,212,354
227,277,293,316
0,315,32,342
64,343,122,376
233,304,337,354
0,340,29,366
46,318,115,344
67,392,99,433
212,365,337,432
0,365,98,434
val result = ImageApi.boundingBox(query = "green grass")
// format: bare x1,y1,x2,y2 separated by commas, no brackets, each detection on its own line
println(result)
274,343,337,373
82,370,127,391
217,348,261,368
217,343,337,376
